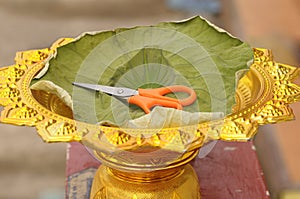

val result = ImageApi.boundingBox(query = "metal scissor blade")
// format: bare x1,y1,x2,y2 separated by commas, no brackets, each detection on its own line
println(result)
72,82,138,98
72,82,103,91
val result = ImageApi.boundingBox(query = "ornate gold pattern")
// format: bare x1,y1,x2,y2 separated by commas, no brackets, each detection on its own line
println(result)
221,48,300,140
0,40,299,171
1,39,299,199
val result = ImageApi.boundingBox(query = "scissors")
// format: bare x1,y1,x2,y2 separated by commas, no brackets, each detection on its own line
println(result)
72,82,197,114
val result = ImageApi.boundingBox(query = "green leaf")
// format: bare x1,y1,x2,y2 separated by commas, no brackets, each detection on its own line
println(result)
32,16,253,125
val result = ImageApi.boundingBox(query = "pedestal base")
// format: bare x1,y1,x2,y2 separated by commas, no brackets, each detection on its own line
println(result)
66,142,270,199
90,164,200,199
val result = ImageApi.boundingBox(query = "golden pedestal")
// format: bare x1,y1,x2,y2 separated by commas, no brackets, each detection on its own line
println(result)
90,164,200,199
0,38,299,198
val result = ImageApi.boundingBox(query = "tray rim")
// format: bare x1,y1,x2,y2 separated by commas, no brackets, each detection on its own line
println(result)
0,38,299,170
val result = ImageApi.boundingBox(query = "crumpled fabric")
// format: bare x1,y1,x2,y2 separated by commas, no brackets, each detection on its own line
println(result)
125,106,224,129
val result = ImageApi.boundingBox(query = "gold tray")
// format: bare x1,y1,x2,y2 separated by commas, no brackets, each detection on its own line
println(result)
0,38,299,171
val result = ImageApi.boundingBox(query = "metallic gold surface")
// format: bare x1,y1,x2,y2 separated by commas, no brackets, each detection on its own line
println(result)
31,89,73,119
90,164,200,199
0,39,299,198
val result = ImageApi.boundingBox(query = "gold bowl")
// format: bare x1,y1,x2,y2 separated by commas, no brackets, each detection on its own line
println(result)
0,38,299,198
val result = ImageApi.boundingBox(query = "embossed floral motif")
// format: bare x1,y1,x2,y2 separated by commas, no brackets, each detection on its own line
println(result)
0,40,299,170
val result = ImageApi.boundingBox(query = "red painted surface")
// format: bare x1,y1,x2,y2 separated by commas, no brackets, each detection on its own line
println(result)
66,142,100,176
66,141,270,199
193,141,270,199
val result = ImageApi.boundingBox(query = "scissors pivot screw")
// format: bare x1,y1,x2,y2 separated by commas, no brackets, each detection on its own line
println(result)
117,89,124,94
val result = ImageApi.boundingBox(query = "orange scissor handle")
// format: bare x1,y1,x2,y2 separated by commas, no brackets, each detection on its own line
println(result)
127,85,197,113
128,95,183,114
